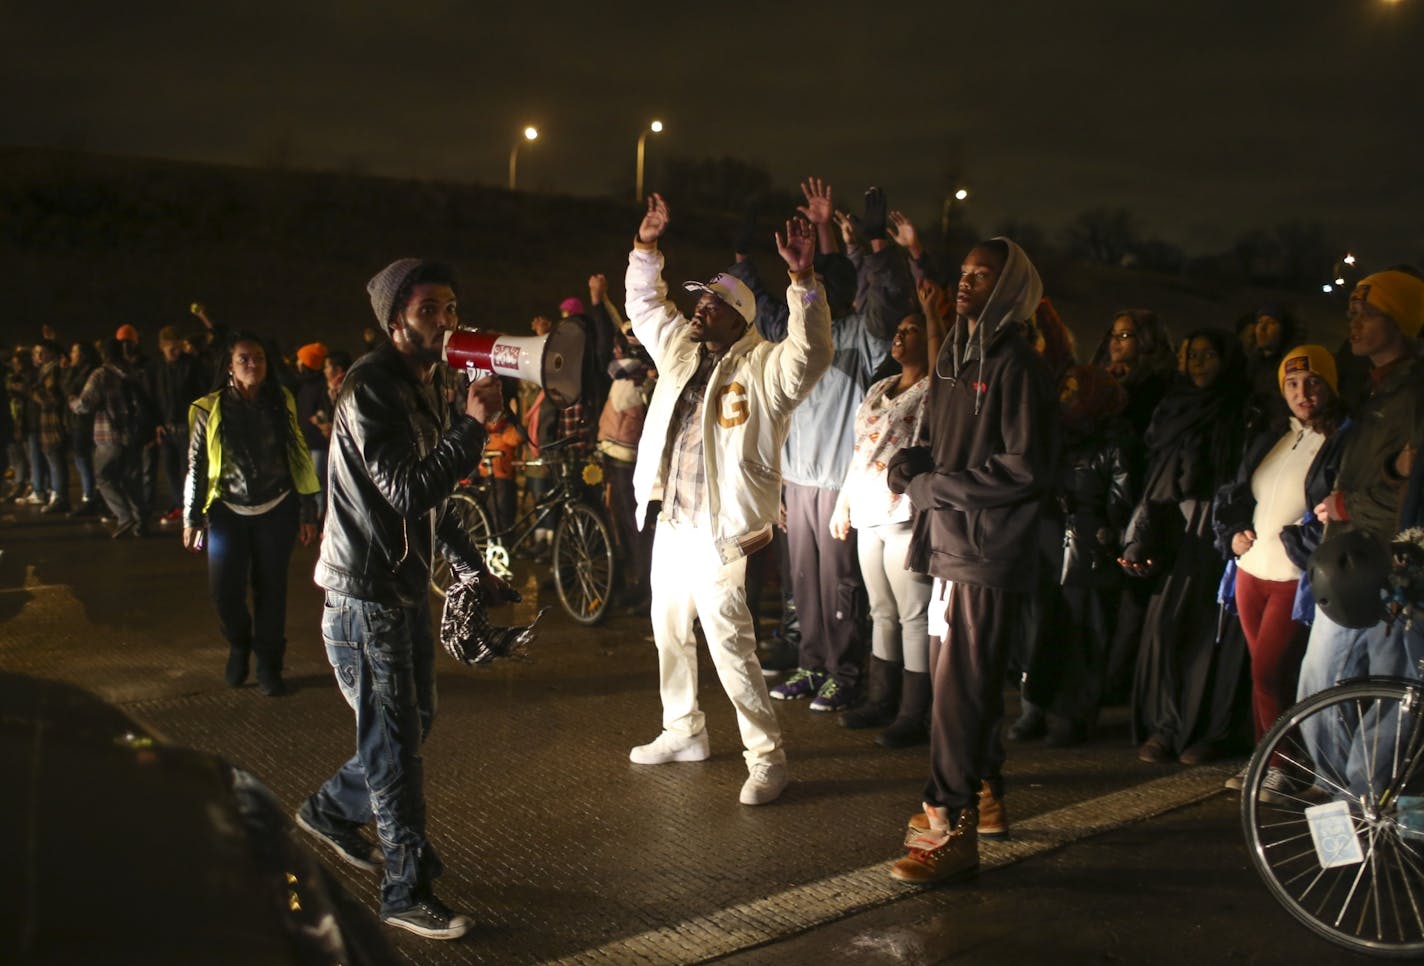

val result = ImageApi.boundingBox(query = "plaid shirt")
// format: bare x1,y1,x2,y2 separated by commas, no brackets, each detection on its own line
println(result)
71,363,131,446
661,349,718,525
33,361,67,449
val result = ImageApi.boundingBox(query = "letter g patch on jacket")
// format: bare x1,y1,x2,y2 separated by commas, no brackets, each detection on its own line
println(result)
716,381,750,428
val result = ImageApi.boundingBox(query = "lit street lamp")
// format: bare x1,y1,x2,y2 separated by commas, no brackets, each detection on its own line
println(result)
508,125,539,191
635,120,664,202
941,186,970,237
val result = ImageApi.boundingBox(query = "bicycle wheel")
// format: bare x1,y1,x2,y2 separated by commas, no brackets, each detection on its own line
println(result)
431,491,493,598
1242,678,1424,957
552,501,614,624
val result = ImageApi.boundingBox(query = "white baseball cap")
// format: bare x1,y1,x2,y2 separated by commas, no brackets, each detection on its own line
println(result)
682,273,755,325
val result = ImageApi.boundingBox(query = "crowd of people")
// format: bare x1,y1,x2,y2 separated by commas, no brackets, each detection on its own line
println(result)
6,177,1424,937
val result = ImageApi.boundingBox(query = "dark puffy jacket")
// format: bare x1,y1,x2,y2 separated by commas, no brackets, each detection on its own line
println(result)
314,343,486,607
1053,418,1136,586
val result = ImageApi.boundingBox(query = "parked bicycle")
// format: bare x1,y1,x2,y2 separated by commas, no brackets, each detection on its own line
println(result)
432,436,615,625
1241,530,1424,957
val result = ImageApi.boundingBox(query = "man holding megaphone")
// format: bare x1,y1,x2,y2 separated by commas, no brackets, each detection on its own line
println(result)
301,258,512,941
625,193,833,806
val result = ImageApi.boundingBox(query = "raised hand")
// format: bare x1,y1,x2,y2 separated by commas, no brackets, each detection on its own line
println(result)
638,193,670,244
775,217,816,275
917,277,948,324
832,209,858,248
796,177,833,225
588,273,608,304
889,210,922,254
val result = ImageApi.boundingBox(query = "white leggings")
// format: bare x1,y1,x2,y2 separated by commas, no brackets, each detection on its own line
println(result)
856,520,931,673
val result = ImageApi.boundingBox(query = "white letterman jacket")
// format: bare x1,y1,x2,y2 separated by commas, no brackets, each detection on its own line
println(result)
626,243,832,564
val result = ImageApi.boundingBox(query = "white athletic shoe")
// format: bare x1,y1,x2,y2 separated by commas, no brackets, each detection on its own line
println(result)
739,762,788,805
629,730,710,764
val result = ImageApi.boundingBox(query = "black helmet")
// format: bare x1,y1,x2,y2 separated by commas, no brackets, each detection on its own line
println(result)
1309,529,1391,629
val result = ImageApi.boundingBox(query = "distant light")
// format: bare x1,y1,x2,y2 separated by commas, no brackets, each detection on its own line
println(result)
1343,253,1357,266
954,189,969,201
650,120,664,133
523,126,539,141
1334,277,1346,286
1323,284,1334,293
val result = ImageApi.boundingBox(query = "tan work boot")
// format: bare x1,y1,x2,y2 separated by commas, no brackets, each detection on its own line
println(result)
891,804,979,884
905,781,1008,841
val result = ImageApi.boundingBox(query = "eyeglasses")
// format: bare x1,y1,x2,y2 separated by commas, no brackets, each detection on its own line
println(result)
1110,331,1136,341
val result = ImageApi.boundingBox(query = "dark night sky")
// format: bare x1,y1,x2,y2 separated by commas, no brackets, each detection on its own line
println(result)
5,1,1422,263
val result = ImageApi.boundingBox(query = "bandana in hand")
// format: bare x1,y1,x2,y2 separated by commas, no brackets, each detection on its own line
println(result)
440,578,545,665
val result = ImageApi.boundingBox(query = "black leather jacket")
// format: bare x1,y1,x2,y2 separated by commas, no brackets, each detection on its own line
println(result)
314,343,487,607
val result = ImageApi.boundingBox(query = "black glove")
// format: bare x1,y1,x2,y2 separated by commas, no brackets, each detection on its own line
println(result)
862,186,888,240
887,445,932,495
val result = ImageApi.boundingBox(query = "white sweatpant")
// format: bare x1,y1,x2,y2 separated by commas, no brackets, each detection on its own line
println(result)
649,517,785,766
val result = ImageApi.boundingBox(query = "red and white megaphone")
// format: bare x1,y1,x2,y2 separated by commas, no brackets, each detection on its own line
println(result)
442,321,584,408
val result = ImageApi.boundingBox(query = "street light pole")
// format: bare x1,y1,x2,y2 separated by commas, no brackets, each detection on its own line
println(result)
509,125,539,191
940,187,970,239
635,120,663,202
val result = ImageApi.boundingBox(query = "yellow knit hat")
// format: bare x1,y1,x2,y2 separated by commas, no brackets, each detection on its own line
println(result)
1351,270,1424,338
1277,344,1338,395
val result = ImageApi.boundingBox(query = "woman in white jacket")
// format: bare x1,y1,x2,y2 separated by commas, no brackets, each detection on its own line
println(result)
831,312,934,747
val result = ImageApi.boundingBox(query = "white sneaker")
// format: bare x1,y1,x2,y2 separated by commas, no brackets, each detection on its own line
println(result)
739,762,788,805
629,730,710,764
23,492,45,506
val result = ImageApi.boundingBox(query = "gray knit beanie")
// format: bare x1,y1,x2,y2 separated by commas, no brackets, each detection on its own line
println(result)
367,258,424,332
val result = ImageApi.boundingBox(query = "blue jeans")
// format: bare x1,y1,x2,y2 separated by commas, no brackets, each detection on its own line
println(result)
156,430,187,511
26,433,49,498
43,443,69,504
1298,607,1424,797
72,432,96,502
310,591,442,915
205,494,298,666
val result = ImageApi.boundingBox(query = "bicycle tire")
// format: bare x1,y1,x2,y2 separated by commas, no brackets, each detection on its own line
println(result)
430,491,493,598
1241,678,1424,957
552,501,614,625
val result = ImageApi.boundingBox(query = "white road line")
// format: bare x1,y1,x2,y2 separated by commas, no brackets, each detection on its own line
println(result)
552,767,1233,965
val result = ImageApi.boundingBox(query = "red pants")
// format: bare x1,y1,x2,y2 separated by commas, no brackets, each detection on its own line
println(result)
1234,568,1308,740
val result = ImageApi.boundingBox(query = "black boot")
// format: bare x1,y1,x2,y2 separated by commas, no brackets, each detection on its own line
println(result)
225,645,251,688
878,670,931,748
255,647,288,697
1008,700,1047,742
839,656,901,729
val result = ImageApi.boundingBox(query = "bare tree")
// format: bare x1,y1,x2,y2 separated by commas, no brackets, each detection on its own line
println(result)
1061,206,1140,265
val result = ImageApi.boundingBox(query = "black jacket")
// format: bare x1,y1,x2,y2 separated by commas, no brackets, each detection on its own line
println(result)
888,322,1058,590
149,354,210,431
314,343,487,607
1052,417,1136,586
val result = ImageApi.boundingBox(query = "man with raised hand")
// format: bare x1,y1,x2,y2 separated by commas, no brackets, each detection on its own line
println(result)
624,193,832,805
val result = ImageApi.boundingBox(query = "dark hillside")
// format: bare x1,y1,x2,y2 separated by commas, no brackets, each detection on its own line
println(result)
0,147,1349,358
